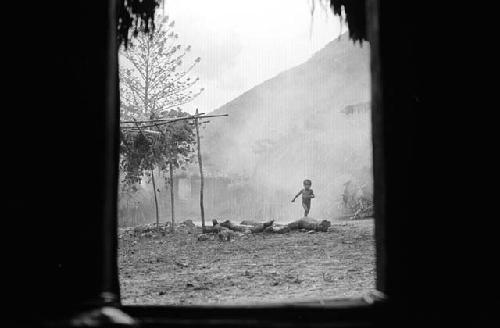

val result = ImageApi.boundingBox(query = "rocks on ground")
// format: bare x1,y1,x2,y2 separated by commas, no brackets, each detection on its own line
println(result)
121,217,351,244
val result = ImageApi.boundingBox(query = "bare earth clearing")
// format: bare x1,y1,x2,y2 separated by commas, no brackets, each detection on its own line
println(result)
119,219,375,305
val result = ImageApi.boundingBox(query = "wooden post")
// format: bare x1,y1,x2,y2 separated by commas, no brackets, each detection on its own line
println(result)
151,169,160,230
169,158,175,232
195,109,206,231
163,123,175,232
122,112,227,233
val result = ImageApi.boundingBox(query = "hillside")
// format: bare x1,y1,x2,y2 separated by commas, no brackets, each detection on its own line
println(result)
118,35,372,226
198,35,372,221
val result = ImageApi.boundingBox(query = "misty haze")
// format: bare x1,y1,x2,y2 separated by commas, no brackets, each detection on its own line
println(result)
118,1,375,305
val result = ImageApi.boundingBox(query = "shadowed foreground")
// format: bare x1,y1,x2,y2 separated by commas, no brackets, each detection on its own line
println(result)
119,219,375,305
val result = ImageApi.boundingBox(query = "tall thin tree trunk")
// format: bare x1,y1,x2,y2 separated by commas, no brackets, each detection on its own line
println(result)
144,39,150,115
151,169,160,230
169,161,175,232
195,109,206,231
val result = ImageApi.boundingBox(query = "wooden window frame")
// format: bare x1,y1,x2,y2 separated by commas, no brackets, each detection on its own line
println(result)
107,1,390,327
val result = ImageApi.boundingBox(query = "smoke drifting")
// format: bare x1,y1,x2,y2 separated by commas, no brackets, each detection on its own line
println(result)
200,36,372,223
118,36,372,226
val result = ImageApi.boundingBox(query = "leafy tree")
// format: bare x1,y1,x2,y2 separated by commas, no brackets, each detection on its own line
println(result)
119,13,202,230
119,125,163,229
119,14,203,120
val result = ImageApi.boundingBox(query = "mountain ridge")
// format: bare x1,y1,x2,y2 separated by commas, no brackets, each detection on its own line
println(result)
193,35,372,220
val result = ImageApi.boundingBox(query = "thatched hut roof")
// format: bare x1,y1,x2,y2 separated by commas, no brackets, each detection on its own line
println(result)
118,0,160,47
329,0,366,42
118,0,367,46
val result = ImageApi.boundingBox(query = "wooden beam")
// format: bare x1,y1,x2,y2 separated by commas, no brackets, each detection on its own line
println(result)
195,109,206,231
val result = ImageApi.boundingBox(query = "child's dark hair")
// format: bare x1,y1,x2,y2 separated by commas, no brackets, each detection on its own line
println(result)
303,179,312,185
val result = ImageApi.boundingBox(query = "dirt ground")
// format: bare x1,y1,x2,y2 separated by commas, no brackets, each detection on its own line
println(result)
118,219,375,305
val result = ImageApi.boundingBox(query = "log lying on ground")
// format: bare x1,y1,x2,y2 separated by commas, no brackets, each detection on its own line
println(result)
287,217,331,232
263,218,330,233
240,219,286,233
212,218,330,234
219,220,254,233
264,224,291,234
202,219,224,233
216,219,274,233
199,219,236,242
221,219,274,233
240,220,260,226
249,220,274,233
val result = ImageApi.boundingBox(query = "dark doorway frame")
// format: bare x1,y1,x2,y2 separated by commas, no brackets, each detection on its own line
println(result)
2,0,415,327
9,0,496,327
112,1,388,327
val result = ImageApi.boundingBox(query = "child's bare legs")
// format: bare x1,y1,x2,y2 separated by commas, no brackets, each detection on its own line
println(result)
302,201,310,217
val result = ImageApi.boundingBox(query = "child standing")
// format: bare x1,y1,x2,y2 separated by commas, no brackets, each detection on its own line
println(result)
291,179,315,217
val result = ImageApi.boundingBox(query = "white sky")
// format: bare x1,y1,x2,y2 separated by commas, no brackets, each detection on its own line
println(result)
161,0,345,114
